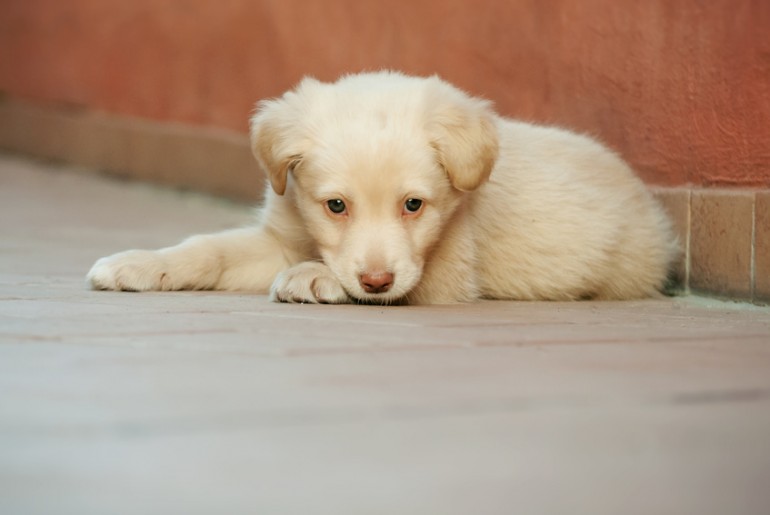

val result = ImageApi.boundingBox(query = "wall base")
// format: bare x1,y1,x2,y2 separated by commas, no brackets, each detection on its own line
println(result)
0,97,262,203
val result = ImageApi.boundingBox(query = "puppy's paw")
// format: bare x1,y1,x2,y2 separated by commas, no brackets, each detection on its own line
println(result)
87,250,170,291
270,262,350,304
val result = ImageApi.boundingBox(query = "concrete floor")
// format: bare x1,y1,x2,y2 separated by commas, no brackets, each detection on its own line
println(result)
1,154,769,515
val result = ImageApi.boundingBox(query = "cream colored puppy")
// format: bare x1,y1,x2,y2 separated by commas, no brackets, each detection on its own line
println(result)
88,71,679,304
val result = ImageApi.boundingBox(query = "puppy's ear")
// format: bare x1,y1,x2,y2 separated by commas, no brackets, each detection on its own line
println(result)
250,78,320,195
426,79,499,192
249,99,297,196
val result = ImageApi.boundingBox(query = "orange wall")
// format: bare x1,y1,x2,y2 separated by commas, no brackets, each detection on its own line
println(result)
1,0,768,187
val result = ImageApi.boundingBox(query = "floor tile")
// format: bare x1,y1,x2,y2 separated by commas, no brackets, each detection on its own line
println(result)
1,154,769,515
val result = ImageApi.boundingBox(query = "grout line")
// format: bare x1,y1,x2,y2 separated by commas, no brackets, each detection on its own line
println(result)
685,188,692,294
750,192,756,301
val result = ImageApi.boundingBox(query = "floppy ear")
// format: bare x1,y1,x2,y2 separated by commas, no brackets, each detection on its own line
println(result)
249,99,298,196
249,78,321,195
426,79,500,192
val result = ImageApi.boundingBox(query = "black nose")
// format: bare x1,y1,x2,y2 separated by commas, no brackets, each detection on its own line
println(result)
359,271,394,294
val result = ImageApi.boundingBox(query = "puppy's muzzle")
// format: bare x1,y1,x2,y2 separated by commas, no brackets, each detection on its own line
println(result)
359,271,394,294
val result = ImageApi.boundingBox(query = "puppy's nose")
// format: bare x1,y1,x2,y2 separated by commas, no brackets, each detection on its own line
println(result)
359,271,394,294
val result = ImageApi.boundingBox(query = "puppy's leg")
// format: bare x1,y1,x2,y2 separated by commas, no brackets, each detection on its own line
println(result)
87,226,293,292
270,261,350,304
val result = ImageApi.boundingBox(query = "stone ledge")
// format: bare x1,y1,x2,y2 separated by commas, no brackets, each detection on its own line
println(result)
0,97,264,202
651,187,769,305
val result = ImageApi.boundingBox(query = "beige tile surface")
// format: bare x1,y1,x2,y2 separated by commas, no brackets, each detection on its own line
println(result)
756,192,770,302
1,155,770,515
690,190,754,298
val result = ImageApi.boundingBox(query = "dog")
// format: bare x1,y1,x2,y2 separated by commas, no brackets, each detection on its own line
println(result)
87,71,679,304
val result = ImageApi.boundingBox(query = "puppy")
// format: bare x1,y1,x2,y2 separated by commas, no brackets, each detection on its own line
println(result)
87,71,679,304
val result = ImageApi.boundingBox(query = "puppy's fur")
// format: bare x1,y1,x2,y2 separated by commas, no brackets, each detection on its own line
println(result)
88,71,679,304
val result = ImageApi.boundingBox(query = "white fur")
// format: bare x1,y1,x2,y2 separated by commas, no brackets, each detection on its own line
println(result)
87,71,679,304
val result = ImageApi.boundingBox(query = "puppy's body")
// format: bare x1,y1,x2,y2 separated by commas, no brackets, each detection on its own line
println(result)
88,72,678,304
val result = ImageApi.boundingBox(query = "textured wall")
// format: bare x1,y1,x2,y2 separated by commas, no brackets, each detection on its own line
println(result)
1,0,768,186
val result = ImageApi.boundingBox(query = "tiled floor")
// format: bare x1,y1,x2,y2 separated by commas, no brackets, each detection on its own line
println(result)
1,154,769,515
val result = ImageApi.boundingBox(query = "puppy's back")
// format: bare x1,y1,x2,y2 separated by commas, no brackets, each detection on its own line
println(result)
471,120,678,300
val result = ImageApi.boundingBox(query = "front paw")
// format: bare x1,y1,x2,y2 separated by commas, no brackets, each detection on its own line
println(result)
87,250,170,291
270,262,350,304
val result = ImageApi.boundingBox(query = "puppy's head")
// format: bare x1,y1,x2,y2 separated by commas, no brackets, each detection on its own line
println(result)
250,72,499,303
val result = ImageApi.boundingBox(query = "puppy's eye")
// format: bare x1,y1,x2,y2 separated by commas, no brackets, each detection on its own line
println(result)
403,198,423,214
326,199,347,215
